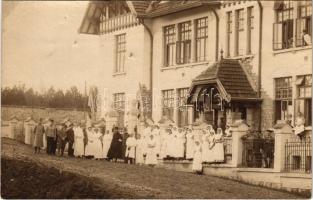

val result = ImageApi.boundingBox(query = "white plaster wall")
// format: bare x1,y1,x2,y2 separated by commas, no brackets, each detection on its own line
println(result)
151,7,218,123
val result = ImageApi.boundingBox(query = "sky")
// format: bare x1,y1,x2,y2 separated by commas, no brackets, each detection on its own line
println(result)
2,1,103,93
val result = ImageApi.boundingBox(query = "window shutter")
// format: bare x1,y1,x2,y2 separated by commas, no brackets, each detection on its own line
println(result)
275,101,282,122
287,20,294,47
296,18,305,47
273,22,283,50
164,44,168,67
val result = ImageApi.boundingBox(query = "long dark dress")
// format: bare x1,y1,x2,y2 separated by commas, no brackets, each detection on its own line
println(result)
107,132,123,159
122,132,129,159
66,128,75,157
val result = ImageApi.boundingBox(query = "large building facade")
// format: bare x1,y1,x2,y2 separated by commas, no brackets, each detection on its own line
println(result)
79,1,312,134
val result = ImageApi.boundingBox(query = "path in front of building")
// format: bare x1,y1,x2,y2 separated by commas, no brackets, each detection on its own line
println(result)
1,138,306,199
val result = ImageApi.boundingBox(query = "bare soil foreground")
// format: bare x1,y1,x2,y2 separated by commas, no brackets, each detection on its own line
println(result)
1,138,308,199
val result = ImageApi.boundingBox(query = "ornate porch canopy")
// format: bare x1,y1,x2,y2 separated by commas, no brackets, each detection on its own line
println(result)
187,59,261,104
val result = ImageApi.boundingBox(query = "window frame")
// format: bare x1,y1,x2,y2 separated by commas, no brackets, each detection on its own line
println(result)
247,6,254,54
296,1,312,47
115,34,126,73
113,93,125,112
226,11,233,58
162,89,175,120
177,88,189,127
195,17,208,62
177,21,192,65
235,9,245,56
274,77,293,123
296,74,312,126
164,25,176,67
273,1,295,50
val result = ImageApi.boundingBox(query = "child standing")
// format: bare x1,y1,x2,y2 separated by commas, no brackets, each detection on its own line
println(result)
125,133,137,164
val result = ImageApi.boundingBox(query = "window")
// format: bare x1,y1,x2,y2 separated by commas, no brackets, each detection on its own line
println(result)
113,93,125,128
274,77,293,123
247,7,254,54
115,34,126,73
195,17,208,62
235,9,245,56
226,12,233,57
113,93,125,111
295,75,312,126
177,88,189,127
177,21,191,64
164,25,176,67
273,1,294,50
296,1,312,46
162,89,175,120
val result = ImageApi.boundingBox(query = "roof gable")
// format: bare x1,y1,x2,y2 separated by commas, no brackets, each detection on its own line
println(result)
79,1,135,35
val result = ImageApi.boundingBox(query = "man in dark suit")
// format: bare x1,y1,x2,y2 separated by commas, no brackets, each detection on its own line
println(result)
66,123,75,157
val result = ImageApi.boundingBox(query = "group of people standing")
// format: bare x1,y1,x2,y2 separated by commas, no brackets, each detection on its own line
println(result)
33,118,83,157
32,118,230,174
136,123,229,173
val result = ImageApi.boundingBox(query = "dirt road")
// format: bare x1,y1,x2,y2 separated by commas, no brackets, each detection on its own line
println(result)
1,138,307,199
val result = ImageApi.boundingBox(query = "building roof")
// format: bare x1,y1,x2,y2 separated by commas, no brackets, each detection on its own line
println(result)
189,59,259,102
131,1,151,16
79,1,221,34
142,0,220,18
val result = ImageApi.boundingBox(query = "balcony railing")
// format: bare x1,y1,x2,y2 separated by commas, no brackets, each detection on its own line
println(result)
100,14,139,34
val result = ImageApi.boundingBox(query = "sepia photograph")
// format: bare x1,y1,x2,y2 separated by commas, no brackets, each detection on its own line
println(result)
1,0,312,199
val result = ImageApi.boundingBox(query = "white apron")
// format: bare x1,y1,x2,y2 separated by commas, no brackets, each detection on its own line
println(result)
145,138,158,165
92,132,103,159
85,130,94,156
213,134,224,162
192,144,202,171
186,133,195,159
125,137,137,158
74,127,85,157
135,138,146,164
102,133,113,158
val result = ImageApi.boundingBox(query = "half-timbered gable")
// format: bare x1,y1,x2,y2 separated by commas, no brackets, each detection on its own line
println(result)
79,1,147,35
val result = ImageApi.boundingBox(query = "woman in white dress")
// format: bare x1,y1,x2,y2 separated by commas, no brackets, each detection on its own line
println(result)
201,129,210,163
145,134,158,166
85,127,94,157
152,125,161,158
207,129,216,163
159,128,168,159
73,124,85,157
185,128,195,160
213,128,225,163
167,127,177,160
192,140,202,174
135,134,146,165
102,130,113,159
171,127,180,159
177,128,186,159
92,128,103,159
